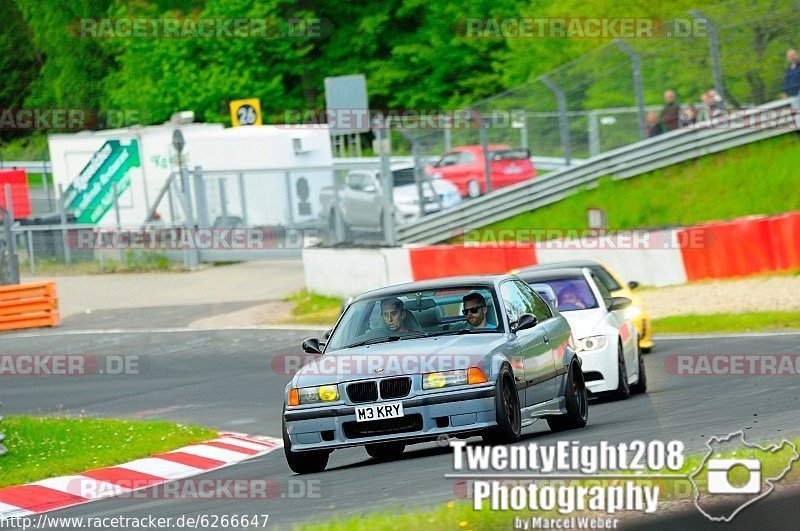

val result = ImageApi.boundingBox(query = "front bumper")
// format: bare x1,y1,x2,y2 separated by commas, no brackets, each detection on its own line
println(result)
577,341,619,394
284,385,496,452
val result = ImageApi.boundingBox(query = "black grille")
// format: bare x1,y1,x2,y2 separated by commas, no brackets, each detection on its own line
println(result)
343,414,423,439
380,377,412,399
347,381,378,403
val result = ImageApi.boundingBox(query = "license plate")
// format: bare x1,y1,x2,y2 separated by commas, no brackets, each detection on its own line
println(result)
504,166,522,174
355,402,404,422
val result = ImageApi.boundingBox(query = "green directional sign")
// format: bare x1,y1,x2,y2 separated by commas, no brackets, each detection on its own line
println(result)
63,139,141,224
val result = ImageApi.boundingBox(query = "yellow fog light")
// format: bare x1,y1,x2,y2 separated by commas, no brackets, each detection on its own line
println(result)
318,385,339,401
426,372,446,389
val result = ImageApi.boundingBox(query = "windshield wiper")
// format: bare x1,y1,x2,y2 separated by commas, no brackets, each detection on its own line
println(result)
427,328,498,337
345,331,429,349
346,335,404,348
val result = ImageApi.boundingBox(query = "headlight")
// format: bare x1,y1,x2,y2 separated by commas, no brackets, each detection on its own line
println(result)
624,306,643,319
432,172,443,179
423,368,487,389
289,385,339,406
398,197,419,205
576,336,607,353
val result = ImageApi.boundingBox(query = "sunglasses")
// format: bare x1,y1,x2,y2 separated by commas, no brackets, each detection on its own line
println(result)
462,305,486,316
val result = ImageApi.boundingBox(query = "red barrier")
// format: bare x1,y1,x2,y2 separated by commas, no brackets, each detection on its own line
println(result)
0,169,31,218
678,214,799,281
767,212,800,271
409,244,537,281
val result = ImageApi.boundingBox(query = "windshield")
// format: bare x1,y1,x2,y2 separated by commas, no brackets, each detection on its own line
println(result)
326,287,503,351
391,167,416,187
529,277,598,312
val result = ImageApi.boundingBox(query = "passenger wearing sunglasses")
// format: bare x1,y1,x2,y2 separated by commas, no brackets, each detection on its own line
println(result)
461,292,495,330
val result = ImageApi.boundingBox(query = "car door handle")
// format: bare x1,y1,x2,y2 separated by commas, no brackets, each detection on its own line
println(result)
542,333,549,343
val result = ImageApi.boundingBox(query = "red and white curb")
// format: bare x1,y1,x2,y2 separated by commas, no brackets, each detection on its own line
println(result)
0,432,281,520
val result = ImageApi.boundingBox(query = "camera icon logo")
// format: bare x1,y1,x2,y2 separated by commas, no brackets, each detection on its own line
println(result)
706,458,761,494
690,431,799,522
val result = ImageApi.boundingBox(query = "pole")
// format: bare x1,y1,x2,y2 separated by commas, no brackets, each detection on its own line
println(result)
690,10,725,103
478,116,493,193
4,185,18,284
411,142,426,217
42,151,53,211
373,119,396,246
238,172,249,227
193,167,209,229
588,110,601,157
113,183,124,263
57,184,71,265
613,39,647,140
27,230,35,276
540,75,571,166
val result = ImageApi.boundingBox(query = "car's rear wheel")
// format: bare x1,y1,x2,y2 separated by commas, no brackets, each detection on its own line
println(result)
282,416,329,474
365,442,406,460
467,179,482,198
482,365,521,444
612,344,631,400
547,361,588,432
630,348,648,394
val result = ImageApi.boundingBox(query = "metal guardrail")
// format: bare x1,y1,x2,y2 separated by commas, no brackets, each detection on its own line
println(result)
397,98,799,243
5,156,575,179
334,155,577,172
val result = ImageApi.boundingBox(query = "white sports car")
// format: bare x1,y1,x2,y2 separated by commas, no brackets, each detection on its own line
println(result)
517,267,646,399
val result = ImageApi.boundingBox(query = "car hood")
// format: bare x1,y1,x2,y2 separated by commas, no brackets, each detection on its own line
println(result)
559,308,608,339
294,333,506,387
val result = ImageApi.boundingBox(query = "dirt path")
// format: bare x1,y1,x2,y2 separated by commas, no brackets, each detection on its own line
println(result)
640,274,800,318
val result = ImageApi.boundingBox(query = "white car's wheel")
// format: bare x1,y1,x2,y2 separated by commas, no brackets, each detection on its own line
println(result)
467,180,482,198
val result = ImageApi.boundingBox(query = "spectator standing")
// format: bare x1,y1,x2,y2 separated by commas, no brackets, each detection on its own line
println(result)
782,48,800,97
659,90,680,131
645,111,663,137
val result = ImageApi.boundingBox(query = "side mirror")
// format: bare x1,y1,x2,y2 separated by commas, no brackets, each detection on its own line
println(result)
628,281,639,290
608,297,632,312
302,338,323,354
323,329,332,340
512,313,538,333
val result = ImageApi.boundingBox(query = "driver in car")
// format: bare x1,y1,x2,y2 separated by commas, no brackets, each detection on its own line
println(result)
462,292,496,329
557,285,587,310
381,297,421,334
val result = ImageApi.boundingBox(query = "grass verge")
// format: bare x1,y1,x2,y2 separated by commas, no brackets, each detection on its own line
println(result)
22,252,186,276
653,310,800,334
282,290,343,325
0,417,217,488
298,437,800,530
457,134,800,240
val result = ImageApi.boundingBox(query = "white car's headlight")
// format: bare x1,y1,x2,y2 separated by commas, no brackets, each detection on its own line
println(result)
432,172,443,179
288,385,339,406
576,336,607,353
625,305,643,319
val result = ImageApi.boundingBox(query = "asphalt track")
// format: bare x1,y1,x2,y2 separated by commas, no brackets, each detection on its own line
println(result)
1,324,799,529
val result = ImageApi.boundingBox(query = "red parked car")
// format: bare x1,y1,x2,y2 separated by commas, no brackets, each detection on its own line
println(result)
424,145,536,198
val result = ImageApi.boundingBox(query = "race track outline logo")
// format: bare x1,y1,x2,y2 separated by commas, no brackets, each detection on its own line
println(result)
689,430,799,522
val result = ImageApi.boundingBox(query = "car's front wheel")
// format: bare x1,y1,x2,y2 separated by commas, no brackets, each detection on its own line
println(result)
612,343,631,400
547,361,588,432
282,416,329,474
467,179,482,198
365,442,406,460
482,365,522,444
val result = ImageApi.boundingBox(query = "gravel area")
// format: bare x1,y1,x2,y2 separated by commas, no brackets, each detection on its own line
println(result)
640,274,800,319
